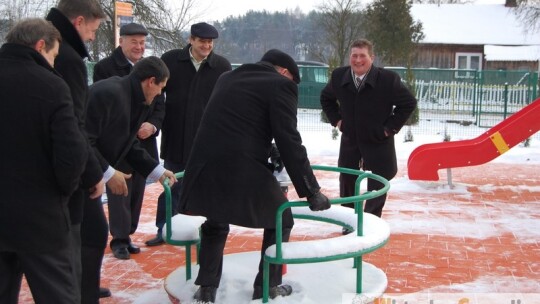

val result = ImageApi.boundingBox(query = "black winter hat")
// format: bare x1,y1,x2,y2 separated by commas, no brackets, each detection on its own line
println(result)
119,23,148,36
261,49,301,84
190,22,219,39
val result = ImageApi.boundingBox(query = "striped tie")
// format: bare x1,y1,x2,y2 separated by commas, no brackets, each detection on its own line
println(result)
356,76,361,90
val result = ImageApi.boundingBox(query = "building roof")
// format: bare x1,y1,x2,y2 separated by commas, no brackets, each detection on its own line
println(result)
411,4,540,46
484,45,540,61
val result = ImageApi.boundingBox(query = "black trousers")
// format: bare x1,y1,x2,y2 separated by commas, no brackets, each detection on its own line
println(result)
69,223,82,304
107,171,146,249
80,194,109,304
338,135,397,217
154,160,184,233
194,219,292,288
0,246,77,304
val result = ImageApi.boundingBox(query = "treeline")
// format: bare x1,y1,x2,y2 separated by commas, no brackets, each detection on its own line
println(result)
209,9,332,64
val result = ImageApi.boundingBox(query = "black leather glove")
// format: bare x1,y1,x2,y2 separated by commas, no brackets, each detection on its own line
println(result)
307,191,331,211
270,143,284,173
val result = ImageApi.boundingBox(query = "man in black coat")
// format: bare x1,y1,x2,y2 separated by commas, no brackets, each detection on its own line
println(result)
145,22,232,247
0,18,88,303
179,49,331,303
46,0,109,301
85,56,177,301
321,39,417,220
93,23,165,260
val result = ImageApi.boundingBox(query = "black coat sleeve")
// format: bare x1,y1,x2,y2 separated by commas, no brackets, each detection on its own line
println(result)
55,49,105,187
383,73,418,134
270,79,320,198
50,80,89,195
147,94,165,132
320,70,342,127
92,61,109,83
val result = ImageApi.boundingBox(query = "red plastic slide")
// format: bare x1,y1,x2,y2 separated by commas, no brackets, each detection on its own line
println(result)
407,97,540,181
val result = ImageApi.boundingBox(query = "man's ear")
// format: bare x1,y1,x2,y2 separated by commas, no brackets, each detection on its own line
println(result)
33,39,46,53
141,77,157,90
145,76,156,86
72,16,84,28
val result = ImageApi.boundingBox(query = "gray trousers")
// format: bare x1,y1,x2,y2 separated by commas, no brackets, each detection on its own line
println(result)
107,171,146,249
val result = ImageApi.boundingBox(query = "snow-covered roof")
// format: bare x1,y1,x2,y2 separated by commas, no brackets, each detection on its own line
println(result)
411,4,540,46
484,44,540,61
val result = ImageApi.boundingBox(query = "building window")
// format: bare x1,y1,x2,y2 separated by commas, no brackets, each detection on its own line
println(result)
455,52,482,79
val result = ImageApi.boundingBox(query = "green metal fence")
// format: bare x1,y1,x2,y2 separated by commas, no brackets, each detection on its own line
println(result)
295,67,539,140
87,62,539,140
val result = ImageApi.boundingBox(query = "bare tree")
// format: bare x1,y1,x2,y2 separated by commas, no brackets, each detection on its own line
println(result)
0,0,197,58
412,0,472,3
514,0,540,33
0,0,55,42
315,0,364,68
90,0,197,60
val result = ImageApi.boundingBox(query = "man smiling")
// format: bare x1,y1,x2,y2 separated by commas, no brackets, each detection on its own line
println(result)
93,23,166,261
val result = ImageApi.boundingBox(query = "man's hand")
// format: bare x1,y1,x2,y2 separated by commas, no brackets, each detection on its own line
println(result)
106,170,132,196
307,191,331,211
88,179,105,199
137,122,155,140
159,170,177,187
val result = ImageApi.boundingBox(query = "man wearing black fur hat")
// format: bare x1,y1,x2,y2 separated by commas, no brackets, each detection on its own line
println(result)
178,49,331,303
145,22,231,247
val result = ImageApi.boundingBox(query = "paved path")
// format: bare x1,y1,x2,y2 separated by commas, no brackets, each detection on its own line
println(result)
18,159,540,303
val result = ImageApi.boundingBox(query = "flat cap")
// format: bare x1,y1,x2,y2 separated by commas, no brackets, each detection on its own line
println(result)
261,49,301,84
120,23,148,36
190,22,218,39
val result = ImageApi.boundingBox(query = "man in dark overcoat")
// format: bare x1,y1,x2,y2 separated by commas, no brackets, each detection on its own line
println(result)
0,18,88,303
93,23,165,260
179,49,331,303
145,22,232,247
46,0,109,301
321,39,417,219
84,56,176,301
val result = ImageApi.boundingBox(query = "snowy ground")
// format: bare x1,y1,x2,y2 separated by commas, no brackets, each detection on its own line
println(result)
159,119,540,304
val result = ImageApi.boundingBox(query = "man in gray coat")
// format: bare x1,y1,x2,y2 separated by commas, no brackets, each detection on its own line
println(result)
179,49,331,303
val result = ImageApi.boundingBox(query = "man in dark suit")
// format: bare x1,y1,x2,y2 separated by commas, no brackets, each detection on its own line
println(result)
0,18,88,303
93,23,165,260
46,0,109,301
321,39,417,220
85,56,177,301
145,22,231,247
179,49,331,303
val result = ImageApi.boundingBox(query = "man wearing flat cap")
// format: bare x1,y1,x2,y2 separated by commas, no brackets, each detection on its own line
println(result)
144,22,231,247
93,22,166,260
178,49,331,303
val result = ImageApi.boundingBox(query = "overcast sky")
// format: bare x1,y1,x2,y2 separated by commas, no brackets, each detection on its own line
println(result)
189,0,507,23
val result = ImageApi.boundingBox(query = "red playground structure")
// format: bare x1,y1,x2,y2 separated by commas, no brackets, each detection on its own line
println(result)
407,97,540,181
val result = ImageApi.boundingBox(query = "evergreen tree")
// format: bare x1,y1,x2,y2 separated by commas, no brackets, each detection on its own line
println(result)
364,0,424,67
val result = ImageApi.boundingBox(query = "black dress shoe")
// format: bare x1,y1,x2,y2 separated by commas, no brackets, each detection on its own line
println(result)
112,247,130,260
127,243,140,254
99,287,111,298
252,284,293,300
342,227,354,235
193,286,217,303
145,234,164,246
